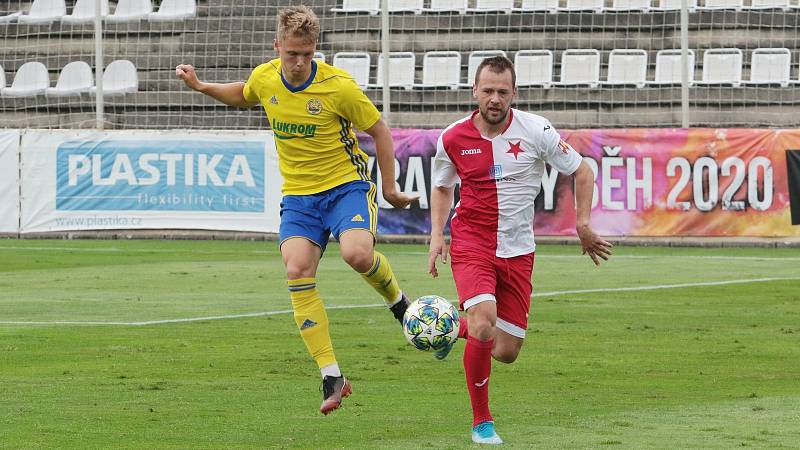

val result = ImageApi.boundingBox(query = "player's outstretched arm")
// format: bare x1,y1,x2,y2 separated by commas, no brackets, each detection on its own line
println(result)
363,119,419,209
428,185,454,278
574,160,613,266
175,64,257,108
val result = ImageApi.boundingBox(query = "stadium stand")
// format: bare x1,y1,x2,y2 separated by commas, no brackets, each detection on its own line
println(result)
2,1,800,129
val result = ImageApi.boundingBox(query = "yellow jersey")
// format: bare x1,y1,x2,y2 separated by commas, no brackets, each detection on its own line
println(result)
242,58,381,195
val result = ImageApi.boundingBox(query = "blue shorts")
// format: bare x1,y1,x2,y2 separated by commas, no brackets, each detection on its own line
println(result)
279,180,377,251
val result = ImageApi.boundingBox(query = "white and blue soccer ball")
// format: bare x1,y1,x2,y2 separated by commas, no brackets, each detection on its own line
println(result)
402,295,460,351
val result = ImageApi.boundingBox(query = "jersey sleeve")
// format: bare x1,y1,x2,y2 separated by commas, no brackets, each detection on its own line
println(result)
540,121,583,176
242,66,263,104
334,78,382,131
432,133,459,188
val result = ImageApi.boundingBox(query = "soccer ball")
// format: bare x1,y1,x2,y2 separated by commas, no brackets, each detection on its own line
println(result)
402,295,460,351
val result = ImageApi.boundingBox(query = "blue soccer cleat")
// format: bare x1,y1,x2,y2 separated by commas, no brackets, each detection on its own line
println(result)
471,421,503,445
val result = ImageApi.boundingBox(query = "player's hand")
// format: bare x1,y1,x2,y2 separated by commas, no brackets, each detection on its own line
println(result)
428,234,449,278
382,188,419,210
577,224,613,266
175,64,202,91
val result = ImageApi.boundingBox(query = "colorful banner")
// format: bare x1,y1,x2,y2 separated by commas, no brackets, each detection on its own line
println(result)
0,130,20,233
20,130,282,233
358,128,800,237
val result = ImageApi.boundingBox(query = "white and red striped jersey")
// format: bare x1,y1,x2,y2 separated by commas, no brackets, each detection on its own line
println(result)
433,109,583,257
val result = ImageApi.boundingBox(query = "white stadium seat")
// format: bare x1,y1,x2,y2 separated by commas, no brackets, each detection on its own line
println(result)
557,49,601,87
513,0,559,12
149,0,196,21
699,48,743,86
469,0,515,13
424,0,469,13
331,0,379,14
372,52,416,89
106,0,152,23
3,62,50,97
745,48,791,87
462,50,507,87
747,0,789,8
0,65,6,93
560,0,605,12
389,0,424,13
603,49,648,87
17,0,66,24
699,0,743,9
653,0,698,10
61,0,109,24
46,61,94,97
652,49,696,84
314,52,326,63
333,52,372,88
91,60,138,95
608,0,652,11
0,12,22,23
418,51,462,89
515,50,553,88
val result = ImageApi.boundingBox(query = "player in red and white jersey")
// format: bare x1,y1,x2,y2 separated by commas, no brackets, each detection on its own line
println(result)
428,56,612,445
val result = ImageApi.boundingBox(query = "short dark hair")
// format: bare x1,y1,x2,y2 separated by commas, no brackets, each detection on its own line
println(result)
474,55,516,87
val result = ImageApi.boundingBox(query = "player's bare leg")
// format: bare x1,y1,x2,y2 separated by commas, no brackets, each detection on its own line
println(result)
281,238,349,414
339,229,410,323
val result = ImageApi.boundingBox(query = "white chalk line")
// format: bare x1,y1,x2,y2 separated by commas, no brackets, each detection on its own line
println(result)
1,246,799,262
1,276,798,327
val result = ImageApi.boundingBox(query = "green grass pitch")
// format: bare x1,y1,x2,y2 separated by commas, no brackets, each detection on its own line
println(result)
1,239,799,449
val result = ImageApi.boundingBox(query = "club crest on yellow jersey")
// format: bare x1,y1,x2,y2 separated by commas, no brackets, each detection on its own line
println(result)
306,98,323,115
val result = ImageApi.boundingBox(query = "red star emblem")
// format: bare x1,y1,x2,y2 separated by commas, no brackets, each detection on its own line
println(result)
507,141,524,159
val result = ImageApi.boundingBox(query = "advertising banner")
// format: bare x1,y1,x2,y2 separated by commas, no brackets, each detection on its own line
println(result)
0,130,20,233
359,128,800,237
20,130,282,233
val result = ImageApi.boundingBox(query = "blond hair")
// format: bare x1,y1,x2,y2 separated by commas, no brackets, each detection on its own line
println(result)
277,5,320,43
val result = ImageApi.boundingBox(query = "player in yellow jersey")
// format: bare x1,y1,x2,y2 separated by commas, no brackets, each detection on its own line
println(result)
175,5,417,415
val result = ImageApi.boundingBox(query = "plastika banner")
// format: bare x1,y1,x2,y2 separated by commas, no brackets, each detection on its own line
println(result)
358,128,800,237
0,130,20,233
20,130,282,233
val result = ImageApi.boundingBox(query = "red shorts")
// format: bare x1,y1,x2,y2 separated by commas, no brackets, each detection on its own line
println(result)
449,240,534,339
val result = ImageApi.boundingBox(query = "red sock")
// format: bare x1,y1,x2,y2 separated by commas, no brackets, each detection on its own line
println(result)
463,336,494,426
458,316,468,339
